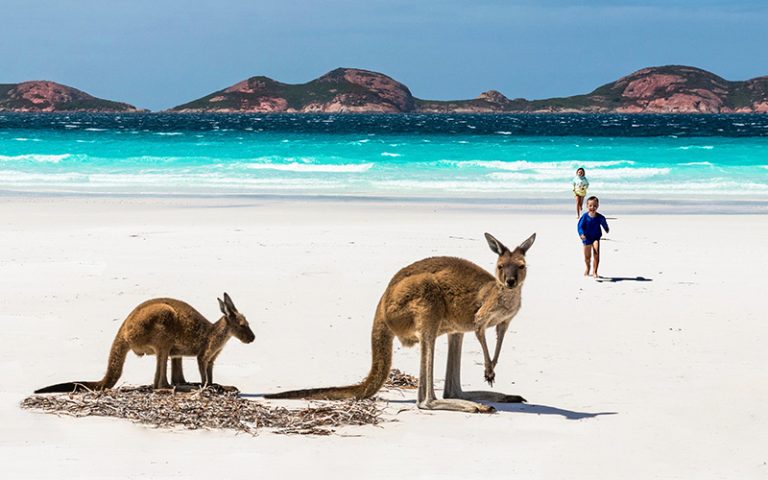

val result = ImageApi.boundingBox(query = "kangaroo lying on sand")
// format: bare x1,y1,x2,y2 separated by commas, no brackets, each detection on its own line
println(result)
266,232,535,413
35,293,255,394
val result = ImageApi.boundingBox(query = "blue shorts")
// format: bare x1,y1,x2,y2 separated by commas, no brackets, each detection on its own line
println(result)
582,237,600,246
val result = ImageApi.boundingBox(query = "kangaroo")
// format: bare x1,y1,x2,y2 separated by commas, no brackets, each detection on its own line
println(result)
34,293,255,394
266,232,535,413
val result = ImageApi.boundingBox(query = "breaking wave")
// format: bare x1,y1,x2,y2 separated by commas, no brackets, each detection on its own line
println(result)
245,162,374,173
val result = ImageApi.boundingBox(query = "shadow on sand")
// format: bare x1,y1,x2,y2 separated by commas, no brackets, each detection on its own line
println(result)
341,398,617,420
596,276,652,283
489,402,617,419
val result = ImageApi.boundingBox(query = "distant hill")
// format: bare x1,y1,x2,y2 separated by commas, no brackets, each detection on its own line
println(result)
515,66,768,114
0,81,144,112
4,67,767,113
170,68,415,113
169,66,768,114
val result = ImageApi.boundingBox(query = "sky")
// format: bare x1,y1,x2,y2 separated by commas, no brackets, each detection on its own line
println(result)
2,0,766,111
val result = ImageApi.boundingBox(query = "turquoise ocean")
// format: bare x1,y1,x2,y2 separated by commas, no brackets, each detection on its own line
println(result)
1,113,767,200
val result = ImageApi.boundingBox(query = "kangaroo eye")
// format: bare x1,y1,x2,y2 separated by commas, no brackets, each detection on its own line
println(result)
497,265,503,270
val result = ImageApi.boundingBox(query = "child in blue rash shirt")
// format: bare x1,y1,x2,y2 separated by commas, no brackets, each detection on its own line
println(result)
578,196,610,278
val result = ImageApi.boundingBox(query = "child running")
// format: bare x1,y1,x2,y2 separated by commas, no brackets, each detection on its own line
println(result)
578,196,609,278
572,167,589,218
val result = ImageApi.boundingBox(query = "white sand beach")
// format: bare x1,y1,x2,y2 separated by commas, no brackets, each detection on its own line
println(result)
1,195,766,479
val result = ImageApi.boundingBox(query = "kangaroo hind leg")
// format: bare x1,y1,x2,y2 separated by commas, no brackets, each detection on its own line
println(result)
443,332,525,404
153,349,172,389
171,357,188,385
416,324,493,413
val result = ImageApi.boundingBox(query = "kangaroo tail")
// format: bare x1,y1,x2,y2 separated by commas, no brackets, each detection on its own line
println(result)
34,381,103,394
265,311,394,400
34,331,131,394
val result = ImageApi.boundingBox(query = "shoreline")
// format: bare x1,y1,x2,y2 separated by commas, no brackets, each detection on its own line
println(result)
2,190,767,214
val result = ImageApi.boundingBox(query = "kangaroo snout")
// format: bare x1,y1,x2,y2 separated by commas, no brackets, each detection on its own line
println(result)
505,278,517,288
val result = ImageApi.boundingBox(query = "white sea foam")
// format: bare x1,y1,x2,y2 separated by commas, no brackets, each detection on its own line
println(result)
448,159,636,171
370,177,768,196
380,152,401,157
154,132,184,136
456,165,671,189
495,131,513,135
0,170,87,182
489,172,559,181
677,145,714,150
2,168,766,197
84,173,338,189
596,180,768,194
586,167,670,179
0,169,342,193
373,179,564,193
84,128,107,132
680,162,714,166
488,167,667,181
0,154,71,163
375,179,511,192
245,162,374,173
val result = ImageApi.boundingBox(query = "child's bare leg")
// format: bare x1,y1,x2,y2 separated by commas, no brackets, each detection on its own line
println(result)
591,240,601,277
575,195,583,217
583,244,592,276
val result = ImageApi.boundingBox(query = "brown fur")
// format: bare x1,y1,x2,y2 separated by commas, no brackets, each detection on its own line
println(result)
266,232,535,413
34,293,254,394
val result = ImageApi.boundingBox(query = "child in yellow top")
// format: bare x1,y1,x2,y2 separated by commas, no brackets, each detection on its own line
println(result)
572,167,589,217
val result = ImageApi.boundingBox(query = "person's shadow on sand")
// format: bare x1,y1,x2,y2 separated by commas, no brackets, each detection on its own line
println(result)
596,276,652,283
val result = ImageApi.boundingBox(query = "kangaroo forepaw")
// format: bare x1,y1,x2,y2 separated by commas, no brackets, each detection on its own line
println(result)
484,367,496,386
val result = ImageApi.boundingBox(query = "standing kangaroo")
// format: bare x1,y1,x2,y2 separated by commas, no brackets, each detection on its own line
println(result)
34,293,255,394
266,232,535,413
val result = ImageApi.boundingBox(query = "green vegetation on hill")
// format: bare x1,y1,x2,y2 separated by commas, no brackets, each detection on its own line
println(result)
171,65,767,114
171,68,411,112
4,65,766,113
0,82,141,112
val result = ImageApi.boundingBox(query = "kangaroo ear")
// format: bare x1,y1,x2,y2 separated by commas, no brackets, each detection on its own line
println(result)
517,233,536,254
218,297,228,316
223,292,238,314
484,232,509,255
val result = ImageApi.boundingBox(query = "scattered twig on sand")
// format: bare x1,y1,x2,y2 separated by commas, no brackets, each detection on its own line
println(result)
21,385,383,436
384,369,419,389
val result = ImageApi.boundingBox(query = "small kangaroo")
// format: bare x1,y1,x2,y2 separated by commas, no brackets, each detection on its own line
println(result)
266,232,535,413
34,293,255,394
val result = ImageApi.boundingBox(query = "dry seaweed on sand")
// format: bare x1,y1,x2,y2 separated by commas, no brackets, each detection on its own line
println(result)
384,368,418,389
21,385,384,436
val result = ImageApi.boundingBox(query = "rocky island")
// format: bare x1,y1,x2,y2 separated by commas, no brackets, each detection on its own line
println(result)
2,66,767,113
169,65,768,114
0,81,143,112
